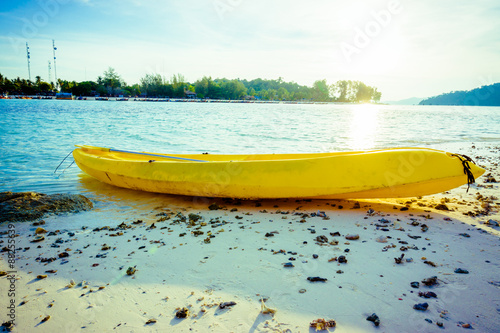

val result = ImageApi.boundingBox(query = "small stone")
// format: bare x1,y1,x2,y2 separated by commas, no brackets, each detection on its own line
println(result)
434,204,449,211
35,227,47,234
175,307,189,318
126,266,137,276
315,235,328,243
66,280,76,288
145,318,157,324
394,254,405,264
485,219,499,227
283,262,294,268
338,255,348,263
41,315,51,323
208,203,222,210
307,276,327,282
454,268,469,274
37,275,48,280
419,291,437,298
425,318,433,324
299,289,306,293
317,210,327,217
1,321,14,331
345,234,359,240
312,254,319,259
188,213,202,222
421,276,438,286
410,281,420,288
366,313,380,326
31,235,45,243
310,318,336,330
219,301,236,309
413,302,429,311
424,260,437,267
58,252,69,258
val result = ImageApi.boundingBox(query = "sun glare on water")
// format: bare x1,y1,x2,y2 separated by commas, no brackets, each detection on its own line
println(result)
348,104,380,150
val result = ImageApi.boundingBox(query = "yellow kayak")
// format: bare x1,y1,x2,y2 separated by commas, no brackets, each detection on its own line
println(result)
73,145,485,199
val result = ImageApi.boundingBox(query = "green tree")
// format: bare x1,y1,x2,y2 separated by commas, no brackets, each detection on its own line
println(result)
38,81,52,93
277,87,290,101
218,79,247,100
195,76,221,98
371,88,382,102
102,67,124,88
266,88,277,100
140,73,163,96
331,80,349,102
170,73,186,98
98,67,125,96
354,82,373,103
71,81,94,96
312,79,330,102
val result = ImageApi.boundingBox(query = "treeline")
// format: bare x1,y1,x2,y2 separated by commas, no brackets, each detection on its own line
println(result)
0,73,53,95
419,83,500,106
0,68,382,102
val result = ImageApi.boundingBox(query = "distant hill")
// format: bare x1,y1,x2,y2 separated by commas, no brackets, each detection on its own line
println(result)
419,83,500,106
384,97,423,105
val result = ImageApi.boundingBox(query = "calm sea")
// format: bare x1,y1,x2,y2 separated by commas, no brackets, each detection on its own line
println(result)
1,100,499,195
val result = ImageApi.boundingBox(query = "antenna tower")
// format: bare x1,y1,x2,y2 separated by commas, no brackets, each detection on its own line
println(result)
26,42,31,81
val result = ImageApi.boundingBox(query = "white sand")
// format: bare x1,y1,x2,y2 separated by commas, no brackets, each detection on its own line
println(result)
1,144,499,332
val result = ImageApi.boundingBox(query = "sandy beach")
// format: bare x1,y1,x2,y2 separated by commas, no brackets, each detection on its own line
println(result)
1,143,499,333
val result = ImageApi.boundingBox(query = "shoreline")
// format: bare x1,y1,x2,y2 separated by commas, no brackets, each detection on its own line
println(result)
1,96,338,104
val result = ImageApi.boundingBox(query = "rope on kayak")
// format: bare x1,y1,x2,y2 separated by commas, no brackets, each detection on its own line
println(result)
54,151,75,177
109,149,208,162
451,154,476,192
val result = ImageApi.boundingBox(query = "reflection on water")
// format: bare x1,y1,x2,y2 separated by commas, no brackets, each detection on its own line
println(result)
77,173,225,211
348,104,380,150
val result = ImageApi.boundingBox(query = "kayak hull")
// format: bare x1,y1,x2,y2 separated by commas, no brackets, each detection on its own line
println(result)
73,145,485,199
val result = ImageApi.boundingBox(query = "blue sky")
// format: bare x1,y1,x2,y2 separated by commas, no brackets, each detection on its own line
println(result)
1,0,499,100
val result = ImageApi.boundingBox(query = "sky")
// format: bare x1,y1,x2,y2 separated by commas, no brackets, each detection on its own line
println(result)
0,0,499,101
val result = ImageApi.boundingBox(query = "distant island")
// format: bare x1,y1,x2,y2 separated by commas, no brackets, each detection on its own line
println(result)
419,83,500,106
0,69,382,103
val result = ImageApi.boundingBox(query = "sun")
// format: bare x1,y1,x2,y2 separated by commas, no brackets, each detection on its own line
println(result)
340,29,405,77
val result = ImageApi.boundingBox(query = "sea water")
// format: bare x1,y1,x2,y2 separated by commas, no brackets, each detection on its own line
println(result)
0,99,499,195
